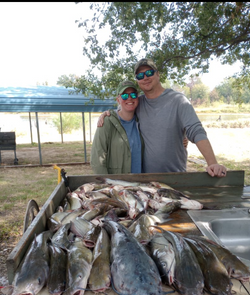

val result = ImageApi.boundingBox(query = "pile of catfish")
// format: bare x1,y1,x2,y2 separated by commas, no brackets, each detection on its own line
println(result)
6,178,250,295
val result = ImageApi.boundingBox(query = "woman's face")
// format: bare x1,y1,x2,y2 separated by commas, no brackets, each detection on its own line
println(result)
117,87,139,113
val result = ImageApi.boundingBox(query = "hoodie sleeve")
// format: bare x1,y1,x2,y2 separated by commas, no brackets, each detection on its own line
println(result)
90,117,111,174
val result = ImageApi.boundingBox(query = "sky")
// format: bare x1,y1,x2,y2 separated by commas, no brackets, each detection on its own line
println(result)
0,2,242,90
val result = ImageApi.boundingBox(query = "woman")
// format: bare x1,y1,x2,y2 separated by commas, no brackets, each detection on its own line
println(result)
90,80,144,174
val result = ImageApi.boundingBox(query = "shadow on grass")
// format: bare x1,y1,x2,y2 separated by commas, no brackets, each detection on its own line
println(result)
0,141,93,166
191,154,250,185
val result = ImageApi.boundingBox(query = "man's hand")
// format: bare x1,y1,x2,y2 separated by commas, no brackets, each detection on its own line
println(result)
195,139,227,178
206,164,227,178
97,110,111,127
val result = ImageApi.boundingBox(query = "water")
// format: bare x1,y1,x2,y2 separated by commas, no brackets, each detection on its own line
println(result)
0,112,101,144
0,112,249,144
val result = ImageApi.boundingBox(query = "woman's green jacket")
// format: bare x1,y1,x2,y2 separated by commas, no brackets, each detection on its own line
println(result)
90,109,144,174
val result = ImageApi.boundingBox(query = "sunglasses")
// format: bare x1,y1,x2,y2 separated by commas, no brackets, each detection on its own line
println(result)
120,92,138,100
136,69,156,80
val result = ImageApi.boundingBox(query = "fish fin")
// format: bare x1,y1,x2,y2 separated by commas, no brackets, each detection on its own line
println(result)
195,239,213,255
150,181,161,188
95,177,105,183
148,225,164,234
173,189,190,199
153,213,171,224
91,252,102,266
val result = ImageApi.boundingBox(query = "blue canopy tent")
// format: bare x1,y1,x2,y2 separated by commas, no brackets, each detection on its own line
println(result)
0,86,116,165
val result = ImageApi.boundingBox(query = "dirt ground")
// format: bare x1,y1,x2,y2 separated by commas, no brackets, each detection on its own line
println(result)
0,128,249,286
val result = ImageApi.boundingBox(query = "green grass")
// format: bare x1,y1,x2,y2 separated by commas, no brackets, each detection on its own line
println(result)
0,221,22,240
0,164,94,241
3,203,14,210
193,155,250,185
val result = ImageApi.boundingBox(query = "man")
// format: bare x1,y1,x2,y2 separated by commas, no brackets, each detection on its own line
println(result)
98,58,227,177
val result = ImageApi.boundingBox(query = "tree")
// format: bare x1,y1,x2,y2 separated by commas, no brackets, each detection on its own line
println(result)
209,89,220,103
231,68,250,96
52,113,86,134
161,79,171,89
241,86,250,103
215,78,235,104
57,74,89,95
75,2,250,96
214,76,250,105
57,74,79,88
191,84,210,106
186,76,202,101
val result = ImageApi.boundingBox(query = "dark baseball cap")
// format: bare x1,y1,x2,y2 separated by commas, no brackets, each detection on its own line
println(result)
116,80,138,96
134,58,158,74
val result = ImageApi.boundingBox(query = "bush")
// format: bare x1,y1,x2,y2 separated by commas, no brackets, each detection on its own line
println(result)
205,119,250,128
52,113,88,134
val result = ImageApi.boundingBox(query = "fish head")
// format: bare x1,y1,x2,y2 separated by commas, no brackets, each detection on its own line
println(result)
12,260,49,295
230,266,250,282
12,275,46,295
209,284,232,295
129,208,140,219
63,287,85,295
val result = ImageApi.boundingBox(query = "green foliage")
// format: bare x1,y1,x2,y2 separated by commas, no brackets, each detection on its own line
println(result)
191,84,210,106
209,89,220,103
57,74,79,88
74,2,250,98
57,74,89,95
161,79,171,89
232,69,250,92
182,86,191,98
214,77,250,105
52,113,88,134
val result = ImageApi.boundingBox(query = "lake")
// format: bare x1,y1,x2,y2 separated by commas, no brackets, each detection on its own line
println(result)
0,112,249,144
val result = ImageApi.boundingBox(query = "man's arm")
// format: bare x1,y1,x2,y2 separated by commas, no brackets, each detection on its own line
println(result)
97,111,189,150
97,110,111,127
195,139,227,177
183,137,188,149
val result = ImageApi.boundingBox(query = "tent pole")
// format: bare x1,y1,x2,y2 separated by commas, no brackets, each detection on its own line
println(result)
29,112,33,144
35,112,42,165
60,112,63,143
82,112,87,162
89,112,92,143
